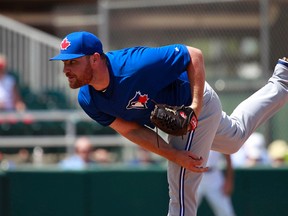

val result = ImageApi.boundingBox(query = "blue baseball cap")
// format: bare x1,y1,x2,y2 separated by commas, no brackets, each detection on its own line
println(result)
50,31,103,61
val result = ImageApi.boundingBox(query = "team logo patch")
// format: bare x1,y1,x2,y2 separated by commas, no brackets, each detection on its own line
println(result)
61,38,71,50
126,91,149,109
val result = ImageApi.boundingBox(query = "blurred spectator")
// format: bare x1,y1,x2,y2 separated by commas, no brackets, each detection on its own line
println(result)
268,139,288,167
197,151,236,216
0,54,26,111
0,151,15,170
15,148,32,165
128,147,158,166
32,146,44,166
231,132,271,167
59,136,95,169
93,148,114,164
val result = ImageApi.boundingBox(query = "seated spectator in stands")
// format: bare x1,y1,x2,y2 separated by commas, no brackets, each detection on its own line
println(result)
0,54,26,111
93,148,114,164
59,136,95,169
128,147,159,166
268,139,288,167
231,132,271,167
15,148,32,165
0,151,15,170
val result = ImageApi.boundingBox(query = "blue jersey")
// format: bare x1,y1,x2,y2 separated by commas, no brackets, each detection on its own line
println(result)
78,44,192,128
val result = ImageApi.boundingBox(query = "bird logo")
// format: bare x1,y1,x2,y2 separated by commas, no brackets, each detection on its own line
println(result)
126,91,149,109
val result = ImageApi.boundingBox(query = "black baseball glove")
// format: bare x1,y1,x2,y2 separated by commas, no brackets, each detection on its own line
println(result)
150,103,198,136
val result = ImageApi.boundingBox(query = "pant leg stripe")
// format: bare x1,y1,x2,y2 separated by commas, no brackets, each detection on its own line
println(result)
178,130,195,216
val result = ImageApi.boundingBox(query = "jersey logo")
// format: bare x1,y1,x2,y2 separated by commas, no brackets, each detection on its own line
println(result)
61,38,71,50
126,91,149,109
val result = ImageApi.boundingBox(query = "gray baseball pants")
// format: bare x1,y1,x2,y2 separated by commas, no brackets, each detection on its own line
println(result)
167,60,288,216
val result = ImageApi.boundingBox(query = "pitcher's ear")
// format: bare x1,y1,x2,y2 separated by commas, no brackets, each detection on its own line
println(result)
90,52,101,63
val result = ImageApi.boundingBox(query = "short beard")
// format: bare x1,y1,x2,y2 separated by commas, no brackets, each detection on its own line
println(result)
69,83,79,89
69,63,93,89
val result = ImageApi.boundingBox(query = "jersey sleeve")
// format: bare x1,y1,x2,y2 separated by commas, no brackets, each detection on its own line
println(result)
159,44,190,72
78,87,116,127
136,44,191,77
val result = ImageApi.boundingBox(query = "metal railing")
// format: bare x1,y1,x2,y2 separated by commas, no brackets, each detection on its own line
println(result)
0,14,78,106
0,110,134,150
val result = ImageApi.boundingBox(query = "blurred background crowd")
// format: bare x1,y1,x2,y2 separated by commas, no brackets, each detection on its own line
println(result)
1,131,288,170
